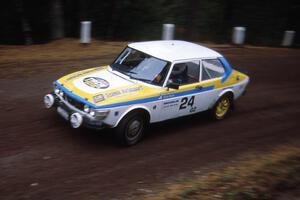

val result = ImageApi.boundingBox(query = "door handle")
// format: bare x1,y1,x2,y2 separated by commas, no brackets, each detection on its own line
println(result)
195,86,203,90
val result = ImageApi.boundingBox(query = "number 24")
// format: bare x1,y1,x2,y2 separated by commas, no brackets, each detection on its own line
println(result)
179,96,195,110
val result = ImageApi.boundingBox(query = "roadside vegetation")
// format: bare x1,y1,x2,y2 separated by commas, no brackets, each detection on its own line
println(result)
141,146,300,200
0,39,126,64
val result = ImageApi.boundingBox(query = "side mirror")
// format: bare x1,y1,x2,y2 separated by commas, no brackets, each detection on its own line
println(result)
167,81,180,90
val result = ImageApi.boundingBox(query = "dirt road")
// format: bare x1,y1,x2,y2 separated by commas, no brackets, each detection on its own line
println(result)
1,44,300,200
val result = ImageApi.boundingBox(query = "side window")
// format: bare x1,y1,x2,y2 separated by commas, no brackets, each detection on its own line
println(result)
202,59,225,81
168,60,200,85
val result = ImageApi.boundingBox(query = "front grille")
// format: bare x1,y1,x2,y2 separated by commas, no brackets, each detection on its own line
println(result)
65,95,84,110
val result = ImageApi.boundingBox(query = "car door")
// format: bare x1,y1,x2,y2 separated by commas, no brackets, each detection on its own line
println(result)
159,58,228,121
159,60,202,120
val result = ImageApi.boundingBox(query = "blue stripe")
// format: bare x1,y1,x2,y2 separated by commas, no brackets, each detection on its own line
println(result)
219,57,233,83
55,82,214,109
55,82,97,108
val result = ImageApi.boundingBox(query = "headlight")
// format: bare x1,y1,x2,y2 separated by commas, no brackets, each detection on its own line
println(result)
84,105,90,113
54,88,60,94
59,91,64,97
53,84,59,94
89,110,95,117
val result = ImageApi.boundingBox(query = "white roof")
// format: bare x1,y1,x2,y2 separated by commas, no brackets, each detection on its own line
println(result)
128,40,222,62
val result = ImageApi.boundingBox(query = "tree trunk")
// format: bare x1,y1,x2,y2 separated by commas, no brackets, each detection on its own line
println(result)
51,0,64,39
15,0,32,45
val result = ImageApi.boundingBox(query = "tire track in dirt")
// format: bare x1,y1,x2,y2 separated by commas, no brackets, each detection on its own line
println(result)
0,47,300,200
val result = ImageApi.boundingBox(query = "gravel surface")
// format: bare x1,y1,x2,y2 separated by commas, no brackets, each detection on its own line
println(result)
0,44,300,200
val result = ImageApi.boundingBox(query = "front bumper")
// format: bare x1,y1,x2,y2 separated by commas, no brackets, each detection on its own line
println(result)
45,93,108,130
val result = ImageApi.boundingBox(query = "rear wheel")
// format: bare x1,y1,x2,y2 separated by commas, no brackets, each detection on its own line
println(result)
211,94,233,120
114,111,148,146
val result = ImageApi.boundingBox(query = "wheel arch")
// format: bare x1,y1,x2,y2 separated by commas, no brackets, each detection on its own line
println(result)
215,89,234,110
218,88,234,100
114,105,151,128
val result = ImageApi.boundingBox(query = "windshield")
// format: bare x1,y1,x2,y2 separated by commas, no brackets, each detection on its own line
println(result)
111,47,170,86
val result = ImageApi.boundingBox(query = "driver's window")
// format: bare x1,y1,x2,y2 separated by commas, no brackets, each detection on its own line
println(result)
168,60,200,85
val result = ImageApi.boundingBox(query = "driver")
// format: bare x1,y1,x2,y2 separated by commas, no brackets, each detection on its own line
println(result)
169,64,188,84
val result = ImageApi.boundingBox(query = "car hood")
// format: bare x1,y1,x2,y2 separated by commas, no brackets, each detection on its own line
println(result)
56,66,164,107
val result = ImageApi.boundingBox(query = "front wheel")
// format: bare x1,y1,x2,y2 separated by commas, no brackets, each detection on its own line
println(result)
210,94,233,120
114,111,148,146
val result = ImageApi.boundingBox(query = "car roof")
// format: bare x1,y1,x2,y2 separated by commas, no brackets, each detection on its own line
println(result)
128,40,222,62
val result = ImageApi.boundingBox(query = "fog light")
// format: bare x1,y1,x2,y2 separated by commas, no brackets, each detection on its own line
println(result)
70,113,83,128
44,94,55,109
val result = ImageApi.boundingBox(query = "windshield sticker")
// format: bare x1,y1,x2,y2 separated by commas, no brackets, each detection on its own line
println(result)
83,77,110,89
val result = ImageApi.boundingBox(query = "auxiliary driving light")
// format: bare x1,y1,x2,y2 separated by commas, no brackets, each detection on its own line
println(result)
44,94,55,109
70,113,83,128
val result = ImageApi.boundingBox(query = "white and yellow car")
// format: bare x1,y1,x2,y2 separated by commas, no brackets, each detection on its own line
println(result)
44,40,249,145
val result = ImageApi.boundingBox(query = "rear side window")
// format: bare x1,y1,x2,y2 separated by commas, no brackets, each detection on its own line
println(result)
202,59,225,81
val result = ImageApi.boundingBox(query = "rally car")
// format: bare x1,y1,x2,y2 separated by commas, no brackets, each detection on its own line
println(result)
44,40,249,145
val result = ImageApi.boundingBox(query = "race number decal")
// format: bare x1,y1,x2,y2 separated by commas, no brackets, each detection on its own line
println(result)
179,96,195,110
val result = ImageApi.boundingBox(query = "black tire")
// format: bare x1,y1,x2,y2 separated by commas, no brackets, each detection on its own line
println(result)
210,93,233,120
114,111,148,146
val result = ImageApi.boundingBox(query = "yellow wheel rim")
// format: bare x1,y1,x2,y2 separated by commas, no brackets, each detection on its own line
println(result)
215,98,230,118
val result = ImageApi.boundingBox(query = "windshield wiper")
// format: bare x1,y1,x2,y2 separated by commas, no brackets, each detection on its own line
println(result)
125,70,137,75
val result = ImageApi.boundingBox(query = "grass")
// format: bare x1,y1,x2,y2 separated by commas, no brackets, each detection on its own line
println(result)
0,39,128,78
0,38,127,64
139,146,300,200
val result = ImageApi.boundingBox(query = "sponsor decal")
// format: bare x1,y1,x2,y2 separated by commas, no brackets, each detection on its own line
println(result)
163,99,179,109
104,86,143,98
159,93,176,100
66,67,102,82
83,77,110,89
93,94,105,103
105,90,122,98
163,100,179,105
121,86,142,93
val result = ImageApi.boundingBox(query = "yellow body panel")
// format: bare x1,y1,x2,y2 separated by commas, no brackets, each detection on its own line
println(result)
57,66,248,107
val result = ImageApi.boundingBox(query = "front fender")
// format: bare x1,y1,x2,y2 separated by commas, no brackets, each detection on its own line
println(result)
113,105,151,128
